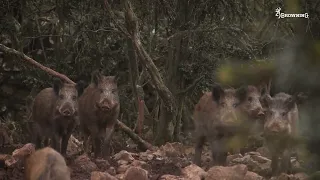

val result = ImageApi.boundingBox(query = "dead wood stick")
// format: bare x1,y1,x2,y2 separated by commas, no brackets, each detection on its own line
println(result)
116,120,155,151
0,44,74,84
0,43,155,151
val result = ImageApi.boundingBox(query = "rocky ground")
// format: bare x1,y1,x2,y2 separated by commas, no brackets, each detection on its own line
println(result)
0,134,309,180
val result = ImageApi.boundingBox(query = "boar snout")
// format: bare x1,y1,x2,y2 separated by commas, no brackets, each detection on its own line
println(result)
253,107,265,119
58,103,76,117
221,111,238,125
97,98,118,112
266,122,281,133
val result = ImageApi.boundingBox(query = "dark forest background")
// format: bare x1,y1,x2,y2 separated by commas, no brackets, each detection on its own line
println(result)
1,0,320,157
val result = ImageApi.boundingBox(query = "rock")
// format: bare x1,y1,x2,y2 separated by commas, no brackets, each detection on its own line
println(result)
114,150,135,162
123,167,148,180
139,152,154,161
74,154,98,173
131,159,150,169
117,164,130,174
117,159,129,165
94,158,110,170
160,142,185,157
269,173,308,180
256,146,271,158
115,174,124,180
228,152,271,176
67,135,82,156
205,164,248,180
227,154,243,164
181,164,207,180
159,174,185,180
294,172,308,180
107,167,116,176
90,171,117,180
244,171,264,180
291,157,304,173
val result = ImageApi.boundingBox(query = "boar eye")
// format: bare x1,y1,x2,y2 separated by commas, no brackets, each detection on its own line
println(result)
59,94,64,99
281,112,287,117
72,95,77,100
233,103,239,108
247,97,253,102
99,89,103,93
220,102,226,107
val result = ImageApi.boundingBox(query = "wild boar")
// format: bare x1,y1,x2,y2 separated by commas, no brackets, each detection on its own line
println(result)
193,84,264,166
26,146,71,180
78,70,120,158
5,143,70,180
31,78,85,156
260,92,302,175
236,85,265,152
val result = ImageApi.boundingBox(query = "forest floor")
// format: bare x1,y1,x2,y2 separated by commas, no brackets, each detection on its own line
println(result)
0,132,310,180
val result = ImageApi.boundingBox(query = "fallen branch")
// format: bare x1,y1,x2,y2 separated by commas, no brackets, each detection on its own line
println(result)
0,44,74,84
0,43,155,151
116,120,155,151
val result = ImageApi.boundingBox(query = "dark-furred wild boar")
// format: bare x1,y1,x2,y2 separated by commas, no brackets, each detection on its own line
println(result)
261,92,301,175
193,84,264,166
78,70,120,158
25,146,71,180
32,79,85,156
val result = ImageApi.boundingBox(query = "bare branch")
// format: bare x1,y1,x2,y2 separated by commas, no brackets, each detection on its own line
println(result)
176,75,204,96
0,43,74,84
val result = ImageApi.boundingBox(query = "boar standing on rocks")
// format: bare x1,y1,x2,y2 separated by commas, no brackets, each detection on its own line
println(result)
79,70,120,158
261,92,302,175
32,79,85,156
193,84,264,166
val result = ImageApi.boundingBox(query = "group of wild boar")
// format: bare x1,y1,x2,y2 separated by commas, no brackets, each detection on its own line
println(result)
193,83,306,176
22,70,119,179
18,69,305,179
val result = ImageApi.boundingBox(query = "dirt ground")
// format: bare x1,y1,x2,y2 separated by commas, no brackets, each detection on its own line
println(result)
0,135,198,180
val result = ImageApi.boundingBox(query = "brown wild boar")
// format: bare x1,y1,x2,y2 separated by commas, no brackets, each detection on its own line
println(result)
261,92,302,175
193,84,265,166
32,78,85,156
78,70,120,158
6,143,70,180
25,147,71,180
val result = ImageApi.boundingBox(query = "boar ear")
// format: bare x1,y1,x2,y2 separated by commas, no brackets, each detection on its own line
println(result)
285,96,296,111
53,78,62,96
75,80,86,97
91,70,102,86
260,94,272,108
295,92,308,105
114,74,120,82
212,84,224,102
236,86,248,102
109,75,119,83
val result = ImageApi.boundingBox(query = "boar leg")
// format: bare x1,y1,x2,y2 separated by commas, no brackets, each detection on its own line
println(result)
83,133,90,154
51,134,61,153
280,149,292,174
210,138,227,166
194,135,205,166
61,132,72,156
93,137,103,158
43,138,50,147
32,123,42,149
33,134,42,150
271,155,280,176
102,126,115,158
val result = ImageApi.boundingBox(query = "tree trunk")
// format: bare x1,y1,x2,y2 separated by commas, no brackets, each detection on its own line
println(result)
123,1,176,145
